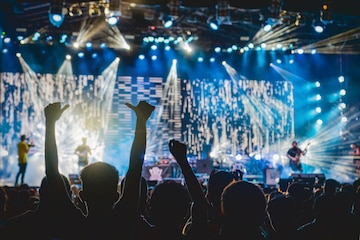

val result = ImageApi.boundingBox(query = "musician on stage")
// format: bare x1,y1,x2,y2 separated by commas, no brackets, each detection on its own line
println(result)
15,134,35,186
74,137,91,170
286,141,306,173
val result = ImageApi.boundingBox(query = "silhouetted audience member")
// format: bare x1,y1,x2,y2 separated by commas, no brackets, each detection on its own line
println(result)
267,194,299,240
324,178,341,194
0,175,79,240
219,180,268,240
205,170,237,239
43,101,154,239
149,180,191,239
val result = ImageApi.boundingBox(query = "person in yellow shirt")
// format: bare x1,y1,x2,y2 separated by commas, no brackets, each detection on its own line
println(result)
15,135,34,186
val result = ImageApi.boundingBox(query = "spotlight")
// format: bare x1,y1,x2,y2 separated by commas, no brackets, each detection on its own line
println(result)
316,94,321,101
49,0,65,28
165,45,171,51
254,154,261,160
69,4,82,17
107,16,118,26
91,53,97,58
297,49,304,54
340,89,346,96
115,57,120,61
138,54,145,60
73,42,79,48
339,103,346,110
313,20,325,33
289,59,294,64
263,24,272,32
150,45,157,50
66,54,71,60
172,59,177,64
208,16,219,30
210,57,215,62
100,43,106,49
214,47,221,53
2,49,8,53
316,107,321,113
4,37,11,43
260,43,267,49
85,42,92,48
315,81,320,87
338,76,344,83
235,154,242,161
197,57,204,62
163,16,174,28
341,116,347,123
276,59,282,64
222,61,226,65
272,154,280,161
317,119,323,125
78,52,84,58
16,53,21,57
227,47,232,53
151,55,157,61
248,43,254,49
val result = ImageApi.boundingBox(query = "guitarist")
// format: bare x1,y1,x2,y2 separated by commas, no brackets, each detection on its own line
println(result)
286,141,307,173
74,137,92,170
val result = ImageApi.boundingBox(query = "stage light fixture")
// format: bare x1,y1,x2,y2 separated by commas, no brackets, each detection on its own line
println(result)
222,61,226,65
263,24,272,32
209,17,219,30
210,57,215,62
4,37,11,43
235,154,242,161
339,103,346,110
316,119,323,125
138,54,145,60
297,49,304,54
151,45,157,50
227,47,232,53
107,16,118,26
197,57,204,62
92,53,97,58
100,42,106,49
315,81,320,87
164,16,174,28
69,4,82,17
16,53,21,57
316,107,321,113
316,94,321,101
214,47,221,53
311,49,317,54
289,59,294,64
341,117,347,123
89,4,101,18
2,49,8,53
338,76,344,83
65,54,71,60
49,0,65,28
261,43,267,49
73,42,79,48
85,42,92,48
151,55,157,61
165,46,171,51
321,0,332,24
78,52,84,58
340,89,346,96
248,43,254,49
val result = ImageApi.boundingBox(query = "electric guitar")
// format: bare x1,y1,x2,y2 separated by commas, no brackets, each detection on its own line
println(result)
292,142,310,166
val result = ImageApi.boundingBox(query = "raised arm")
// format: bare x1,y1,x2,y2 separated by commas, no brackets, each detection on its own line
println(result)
44,102,70,196
120,101,154,203
169,139,209,237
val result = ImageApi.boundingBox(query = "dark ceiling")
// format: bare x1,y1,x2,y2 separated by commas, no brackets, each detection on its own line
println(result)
1,0,360,53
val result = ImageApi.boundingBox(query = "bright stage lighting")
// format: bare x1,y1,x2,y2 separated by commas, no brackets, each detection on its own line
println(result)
254,154,261,160
315,81,320,87
151,45,157,50
100,43,106,49
316,107,322,113
311,49,317,54
73,42,79,48
314,25,324,33
151,55,157,61
235,154,242,161
165,45,171,51
163,16,174,28
297,49,304,54
263,24,272,32
317,119,323,125
208,17,219,30
339,89,346,96
289,59,294,64
341,116,348,123
316,94,321,101
197,57,204,62
214,47,221,53
2,49,8,53
210,57,215,62
66,54,71,60
85,42,92,48
78,52,84,58
4,37,11,43
138,54,145,60
222,61,226,66
172,59,177,64
272,154,280,161
115,57,120,62
16,53,21,57
338,76,344,83
261,43,267,49
248,43,254,49
276,59,282,64
107,16,118,26
91,53,97,58
227,47,232,53
339,103,346,110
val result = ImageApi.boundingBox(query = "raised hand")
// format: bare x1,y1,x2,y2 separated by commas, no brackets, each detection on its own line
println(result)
44,102,70,122
125,101,155,121
169,139,187,164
